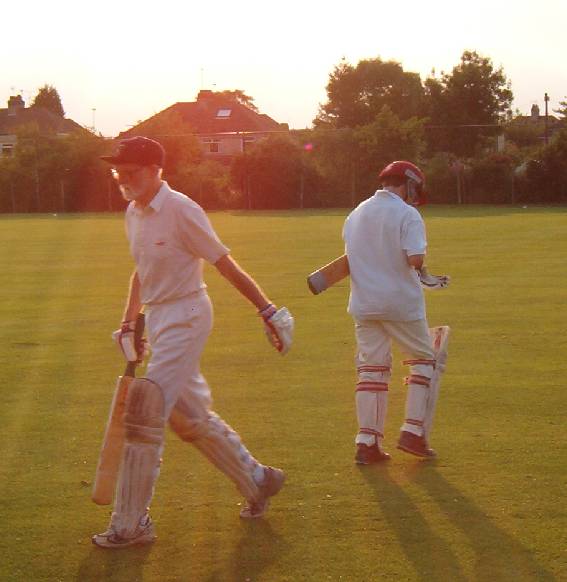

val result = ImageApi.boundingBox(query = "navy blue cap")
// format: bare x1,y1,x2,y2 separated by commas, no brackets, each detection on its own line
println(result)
101,136,165,167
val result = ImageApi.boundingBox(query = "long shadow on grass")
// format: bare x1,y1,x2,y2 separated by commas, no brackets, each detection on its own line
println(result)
221,520,287,582
76,544,153,581
412,467,555,581
359,464,464,581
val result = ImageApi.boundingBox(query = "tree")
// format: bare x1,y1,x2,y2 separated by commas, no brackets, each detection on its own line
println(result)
521,128,567,203
315,57,426,128
354,106,426,195
215,90,258,112
554,97,567,122
425,51,513,156
231,135,304,209
31,84,65,117
302,106,426,207
121,109,203,193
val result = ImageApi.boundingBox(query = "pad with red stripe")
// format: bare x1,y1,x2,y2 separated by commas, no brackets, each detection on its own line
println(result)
356,381,389,392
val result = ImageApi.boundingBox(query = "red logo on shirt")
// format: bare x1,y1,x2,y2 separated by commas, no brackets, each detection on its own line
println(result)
155,241,166,246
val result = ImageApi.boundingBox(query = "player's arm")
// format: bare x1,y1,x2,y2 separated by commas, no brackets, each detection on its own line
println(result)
407,253,425,270
122,269,143,322
407,254,451,290
214,254,271,311
214,254,294,355
113,270,145,362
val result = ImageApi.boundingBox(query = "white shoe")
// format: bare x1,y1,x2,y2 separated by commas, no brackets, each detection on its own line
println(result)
92,516,156,549
240,466,286,519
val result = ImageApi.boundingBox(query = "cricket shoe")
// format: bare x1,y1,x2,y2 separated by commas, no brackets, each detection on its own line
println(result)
397,430,436,458
92,515,156,549
240,466,286,519
355,444,391,465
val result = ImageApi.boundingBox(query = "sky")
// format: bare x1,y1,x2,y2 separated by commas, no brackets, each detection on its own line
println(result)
3,0,567,137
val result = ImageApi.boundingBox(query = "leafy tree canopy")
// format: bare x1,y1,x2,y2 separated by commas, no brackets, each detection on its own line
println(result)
554,97,567,121
315,57,425,128
214,90,258,112
425,51,513,156
31,84,65,117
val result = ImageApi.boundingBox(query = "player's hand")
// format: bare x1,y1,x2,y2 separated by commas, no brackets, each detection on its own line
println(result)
112,320,149,362
259,304,294,355
418,266,451,290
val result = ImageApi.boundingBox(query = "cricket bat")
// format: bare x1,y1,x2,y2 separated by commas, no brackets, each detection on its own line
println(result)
91,312,145,505
307,254,350,294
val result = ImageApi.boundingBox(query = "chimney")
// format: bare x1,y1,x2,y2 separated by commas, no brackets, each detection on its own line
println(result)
7,95,25,116
197,90,213,101
530,104,540,119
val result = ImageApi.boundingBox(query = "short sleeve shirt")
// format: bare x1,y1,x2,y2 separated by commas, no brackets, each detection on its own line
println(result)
125,182,229,305
342,190,427,321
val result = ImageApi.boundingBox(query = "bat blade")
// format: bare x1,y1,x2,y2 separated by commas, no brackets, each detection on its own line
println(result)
91,312,145,506
307,254,350,294
91,375,132,505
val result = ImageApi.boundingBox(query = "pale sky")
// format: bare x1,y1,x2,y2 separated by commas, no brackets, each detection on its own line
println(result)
3,0,567,136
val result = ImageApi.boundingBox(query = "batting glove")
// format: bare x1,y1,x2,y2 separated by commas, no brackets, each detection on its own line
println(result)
418,266,451,291
112,320,149,362
259,304,294,355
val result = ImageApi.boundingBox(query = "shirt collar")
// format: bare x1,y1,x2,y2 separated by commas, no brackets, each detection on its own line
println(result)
375,188,401,201
148,181,170,212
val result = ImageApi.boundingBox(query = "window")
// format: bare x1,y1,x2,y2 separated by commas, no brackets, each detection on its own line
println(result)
203,139,221,153
242,137,255,152
216,109,232,118
1,144,14,157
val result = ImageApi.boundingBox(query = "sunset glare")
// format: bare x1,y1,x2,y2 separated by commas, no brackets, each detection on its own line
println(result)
4,0,567,136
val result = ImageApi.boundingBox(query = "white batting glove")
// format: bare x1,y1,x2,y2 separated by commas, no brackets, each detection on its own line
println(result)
259,304,294,355
418,266,451,290
112,321,149,362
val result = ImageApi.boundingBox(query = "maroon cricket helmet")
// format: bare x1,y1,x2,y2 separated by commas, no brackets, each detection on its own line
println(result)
379,160,427,205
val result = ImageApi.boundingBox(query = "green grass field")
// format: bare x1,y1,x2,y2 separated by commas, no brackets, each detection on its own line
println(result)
0,206,566,581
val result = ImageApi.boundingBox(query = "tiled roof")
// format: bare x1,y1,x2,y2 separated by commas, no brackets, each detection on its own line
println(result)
122,92,283,137
0,103,84,136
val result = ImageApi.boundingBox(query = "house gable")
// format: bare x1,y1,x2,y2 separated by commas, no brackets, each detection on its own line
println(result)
120,90,288,160
0,95,85,156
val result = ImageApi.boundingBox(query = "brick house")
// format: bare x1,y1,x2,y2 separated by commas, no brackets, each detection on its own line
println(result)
120,90,288,162
0,95,84,157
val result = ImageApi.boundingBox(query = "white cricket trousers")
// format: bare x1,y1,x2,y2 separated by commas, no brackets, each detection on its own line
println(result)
145,291,214,418
354,318,435,445
146,291,262,496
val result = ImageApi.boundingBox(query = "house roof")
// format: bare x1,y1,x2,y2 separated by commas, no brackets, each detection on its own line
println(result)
121,90,284,137
0,96,84,136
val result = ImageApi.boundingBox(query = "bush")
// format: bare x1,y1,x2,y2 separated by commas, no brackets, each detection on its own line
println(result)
468,153,514,203
423,153,460,203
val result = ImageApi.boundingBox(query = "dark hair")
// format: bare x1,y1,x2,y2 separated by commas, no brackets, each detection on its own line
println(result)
381,176,405,188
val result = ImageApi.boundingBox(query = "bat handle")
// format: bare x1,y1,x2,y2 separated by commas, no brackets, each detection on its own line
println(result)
123,312,145,377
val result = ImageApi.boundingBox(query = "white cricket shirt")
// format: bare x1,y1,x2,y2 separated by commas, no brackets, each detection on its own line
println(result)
343,190,427,321
125,181,229,305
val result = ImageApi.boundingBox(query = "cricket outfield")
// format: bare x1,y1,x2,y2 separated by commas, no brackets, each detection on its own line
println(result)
0,207,565,581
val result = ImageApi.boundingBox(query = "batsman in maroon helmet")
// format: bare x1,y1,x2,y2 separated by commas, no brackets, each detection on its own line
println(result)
343,161,450,464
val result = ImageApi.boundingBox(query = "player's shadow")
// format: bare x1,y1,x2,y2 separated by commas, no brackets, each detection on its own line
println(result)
75,543,153,581
412,467,555,581
359,464,463,581
204,519,286,582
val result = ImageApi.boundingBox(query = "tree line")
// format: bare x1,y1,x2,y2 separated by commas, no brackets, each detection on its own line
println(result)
1,53,567,214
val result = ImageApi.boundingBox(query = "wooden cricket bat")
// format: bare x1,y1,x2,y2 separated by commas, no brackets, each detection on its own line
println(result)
307,254,350,294
91,312,145,505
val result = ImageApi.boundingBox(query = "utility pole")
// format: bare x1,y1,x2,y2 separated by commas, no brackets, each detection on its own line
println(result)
544,93,549,145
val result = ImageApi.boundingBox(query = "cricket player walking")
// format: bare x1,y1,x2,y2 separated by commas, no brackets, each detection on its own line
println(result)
93,137,293,548
343,161,450,465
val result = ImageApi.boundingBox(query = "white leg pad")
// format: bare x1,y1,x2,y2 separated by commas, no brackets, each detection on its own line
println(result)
423,326,450,438
401,360,435,437
169,410,259,501
114,378,165,537
355,366,390,446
